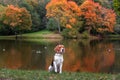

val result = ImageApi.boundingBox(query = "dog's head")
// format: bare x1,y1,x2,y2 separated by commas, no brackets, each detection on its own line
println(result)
54,44,65,54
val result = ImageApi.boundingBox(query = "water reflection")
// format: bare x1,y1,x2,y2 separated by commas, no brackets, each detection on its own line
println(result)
0,39,119,73
0,40,56,70
63,39,115,73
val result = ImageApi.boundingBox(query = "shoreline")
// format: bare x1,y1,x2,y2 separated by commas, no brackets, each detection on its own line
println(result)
0,31,120,42
0,31,63,42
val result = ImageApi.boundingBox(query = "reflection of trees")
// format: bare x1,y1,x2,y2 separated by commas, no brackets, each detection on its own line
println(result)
5,48,22,69
0,40,49,70
17,42,48,70
0,39,115,73
30,44,48,70
111,41,120,73
63,39,115,73
0,40,24,69
0,40,62,70
81,42,115,73
63,39,82,71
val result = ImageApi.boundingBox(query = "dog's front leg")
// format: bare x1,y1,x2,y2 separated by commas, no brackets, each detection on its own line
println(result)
59,63,63,74
53,61,57,73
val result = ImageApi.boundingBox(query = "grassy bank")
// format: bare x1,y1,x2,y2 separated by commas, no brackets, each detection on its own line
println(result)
0,30,119,40
0,30,63,43
21,30,62,39
0,68,119,80
0,30,62,39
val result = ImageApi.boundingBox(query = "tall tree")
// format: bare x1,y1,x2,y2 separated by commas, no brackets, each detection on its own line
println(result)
113,0,120,24
79,0,116,33
113,0,120,16
18,0,41,31
0,5,8,35
0,4,6,21
3,5,32,31
46,0,81,33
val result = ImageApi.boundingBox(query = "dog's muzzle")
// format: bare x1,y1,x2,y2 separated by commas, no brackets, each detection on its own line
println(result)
60,48,65,53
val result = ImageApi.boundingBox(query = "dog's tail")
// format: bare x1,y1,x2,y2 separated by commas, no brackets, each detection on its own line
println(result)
51,59,54,66
48,59,54,72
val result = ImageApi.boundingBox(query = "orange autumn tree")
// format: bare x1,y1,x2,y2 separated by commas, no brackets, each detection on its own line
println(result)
79,0,116,34
46,0,81,33
99,7,116,32
3,5,32,31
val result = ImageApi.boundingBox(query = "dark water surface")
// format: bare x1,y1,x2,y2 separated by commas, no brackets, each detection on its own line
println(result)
0,39,120,73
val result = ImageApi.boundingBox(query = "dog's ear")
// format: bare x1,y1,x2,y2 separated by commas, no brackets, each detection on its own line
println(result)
54,45,59,53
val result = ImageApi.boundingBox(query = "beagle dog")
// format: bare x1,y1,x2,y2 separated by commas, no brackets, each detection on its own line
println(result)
48,44,65,73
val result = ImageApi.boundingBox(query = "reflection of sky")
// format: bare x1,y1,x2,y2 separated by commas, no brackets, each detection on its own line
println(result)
0,39,118,73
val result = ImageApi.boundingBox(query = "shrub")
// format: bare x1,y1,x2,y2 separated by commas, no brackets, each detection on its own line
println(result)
62,28,78,38
81,31,90,39
114,24,120,34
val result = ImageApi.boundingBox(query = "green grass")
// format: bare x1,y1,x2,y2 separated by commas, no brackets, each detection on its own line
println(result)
23,30,53,36
0,30,62,41
0,68,118,80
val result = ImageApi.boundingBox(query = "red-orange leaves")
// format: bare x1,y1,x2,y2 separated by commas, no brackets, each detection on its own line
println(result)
69,18,76,24
68,1,81,16
79,0,116,33
101,8,116,32
66,24,72,29
46,0,116,34
3,5,32,30
46,0,81,29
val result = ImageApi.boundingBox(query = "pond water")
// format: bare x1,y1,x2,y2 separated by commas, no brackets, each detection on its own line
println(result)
0,39,120,74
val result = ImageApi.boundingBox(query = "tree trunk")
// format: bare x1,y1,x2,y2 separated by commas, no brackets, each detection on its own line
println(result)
85,26,91,34
56,18,61,33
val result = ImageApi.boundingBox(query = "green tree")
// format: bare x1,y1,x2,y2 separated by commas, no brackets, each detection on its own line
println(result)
0,4,6,21
18,0,41,31
0,4,8,35
113,0,120,24
35,0,49,30
46,18,58,31
19,0,48,31
113,0,120,16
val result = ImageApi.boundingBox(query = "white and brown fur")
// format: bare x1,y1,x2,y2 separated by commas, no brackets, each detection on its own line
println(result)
48,44,65,74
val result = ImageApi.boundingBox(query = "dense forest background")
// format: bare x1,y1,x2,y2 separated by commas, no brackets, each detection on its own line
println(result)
0,0,119,38
0,0,49,35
